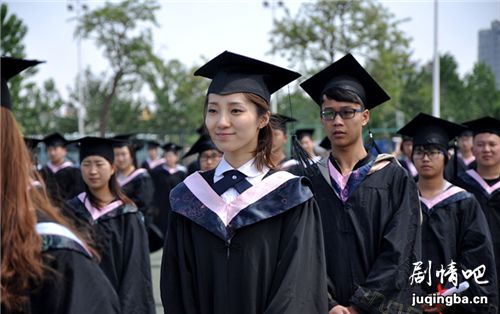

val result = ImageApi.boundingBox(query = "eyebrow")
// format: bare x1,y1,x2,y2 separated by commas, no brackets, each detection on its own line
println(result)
207,101,245,106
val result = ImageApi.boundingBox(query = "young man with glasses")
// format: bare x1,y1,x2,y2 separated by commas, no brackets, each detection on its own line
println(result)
300,53,422,314
398,113,497,313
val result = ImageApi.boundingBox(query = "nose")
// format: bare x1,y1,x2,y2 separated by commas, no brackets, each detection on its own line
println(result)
216,110,231,128
332,112,344,126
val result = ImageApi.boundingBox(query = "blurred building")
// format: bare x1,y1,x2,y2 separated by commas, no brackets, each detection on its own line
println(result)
478,20,500,89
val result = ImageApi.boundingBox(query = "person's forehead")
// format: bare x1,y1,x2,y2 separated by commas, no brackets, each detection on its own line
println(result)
474,133,500,142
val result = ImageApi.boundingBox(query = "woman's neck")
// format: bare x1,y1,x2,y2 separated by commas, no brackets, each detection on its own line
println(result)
418,175,445,199
224,151,254,169
477,163,500,180
119,165,135,177
331,143,367,175
89,186,114,207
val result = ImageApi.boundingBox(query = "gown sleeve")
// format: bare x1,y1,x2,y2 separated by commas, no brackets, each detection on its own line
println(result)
29,249,120,314
349,168,422,313
118,213,156,314
263,197,329,314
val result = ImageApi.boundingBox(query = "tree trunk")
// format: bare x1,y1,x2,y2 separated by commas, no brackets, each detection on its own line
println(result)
99,69,124,136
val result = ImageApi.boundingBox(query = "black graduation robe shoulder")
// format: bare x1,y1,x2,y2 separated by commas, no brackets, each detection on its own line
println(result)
453,169,500,306
160,169,328,314
2,214,120,314
64,193,155,314
39,162,84,206
419,184,498,313
307,154,422,313
149,165,187,236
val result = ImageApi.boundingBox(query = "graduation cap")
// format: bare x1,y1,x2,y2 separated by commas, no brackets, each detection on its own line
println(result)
146,140,160,149
43,133,69,148
194,51,301,103
24,137,43,150
1,57,44,110
462,116,500,137
397,113,467,150
162,143,182,153
300,53,390,109
295,128,315,141
319,136,331,150
270,114,297,133
70,137,121,164
183,134,219,159
110,133,144,150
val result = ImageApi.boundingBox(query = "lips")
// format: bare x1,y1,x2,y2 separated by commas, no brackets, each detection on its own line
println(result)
215,133,235,140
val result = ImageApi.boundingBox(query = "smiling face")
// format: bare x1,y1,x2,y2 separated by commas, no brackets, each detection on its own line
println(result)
81,155,115,190
205,93,269,161
113,146,133,171
473,133,500,168
321,97,369,150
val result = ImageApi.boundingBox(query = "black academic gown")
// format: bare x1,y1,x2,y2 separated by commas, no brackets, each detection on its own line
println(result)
65,194,155,314
444,155,475,181
119,168,163,252
160,169,328,314
150,165,186,236
307,154,422,313
454,169,500,302
420,184,498,313
40,163,84,206
2,215,120,314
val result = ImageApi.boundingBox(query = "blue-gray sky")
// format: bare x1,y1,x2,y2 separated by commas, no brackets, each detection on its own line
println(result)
7,0,500,100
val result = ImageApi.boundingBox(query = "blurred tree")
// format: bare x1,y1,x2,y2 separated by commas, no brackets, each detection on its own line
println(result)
68,68,145,135
269,0,413,131
76,0,159,136
1,3,69,135
1,3,27,57
462,62,500,120
140,56,208,138
16,79,66,135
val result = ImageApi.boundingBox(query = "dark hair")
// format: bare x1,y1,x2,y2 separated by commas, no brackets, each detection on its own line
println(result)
322,88,365,109
83,160,134,209
203,92,274,171
412,144,449,165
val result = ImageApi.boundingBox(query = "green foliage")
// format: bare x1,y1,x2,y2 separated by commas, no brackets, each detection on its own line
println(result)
76,0,159,135
14,79,67,135
270,0,413,132
0,3,27,58
140,56,209,137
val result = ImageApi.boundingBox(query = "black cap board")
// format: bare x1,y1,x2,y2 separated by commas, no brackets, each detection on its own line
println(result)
43,133,69,148
300,53,390,109
146,140,160,149
24,137,43,150
70,137,121,164
194,51,301,103
295,128,315,140
462,116,500,136
397,113,467,150
270,114,297,133
1,57,44,110
162,143,182,153
183,134,219,159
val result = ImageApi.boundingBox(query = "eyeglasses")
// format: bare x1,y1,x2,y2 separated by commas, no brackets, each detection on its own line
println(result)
413,150,443,160
320,108,363,121
200,153,222,162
